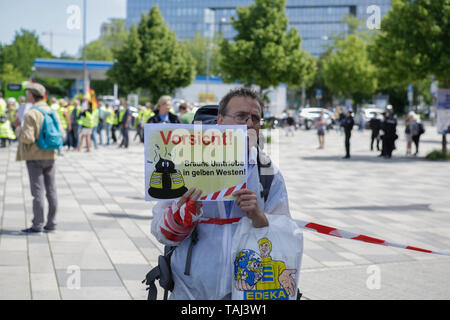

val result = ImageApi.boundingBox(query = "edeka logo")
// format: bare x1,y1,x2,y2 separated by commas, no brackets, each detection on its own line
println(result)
244,289,289,300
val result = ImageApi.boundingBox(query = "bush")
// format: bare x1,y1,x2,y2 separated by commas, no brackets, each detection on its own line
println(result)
425,149,450,161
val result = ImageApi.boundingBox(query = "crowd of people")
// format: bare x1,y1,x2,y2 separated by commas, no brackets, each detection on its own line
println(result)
0,92,196,152
280,105,426,160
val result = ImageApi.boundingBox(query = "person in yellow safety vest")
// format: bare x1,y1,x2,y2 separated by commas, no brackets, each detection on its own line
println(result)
57,99,71,150
64,102,75,150
134,105,145,143
111,104,120,144
71,99,82,150
7,98,18,140
1,98,16,147
77,102,95,152
104,103,114,146
142,102,155,123
118,101,131,148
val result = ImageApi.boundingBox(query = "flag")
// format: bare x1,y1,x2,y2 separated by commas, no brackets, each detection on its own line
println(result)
88,88,98,110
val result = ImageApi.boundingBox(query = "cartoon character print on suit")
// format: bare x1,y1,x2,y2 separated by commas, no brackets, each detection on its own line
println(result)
234,237,297,300
148,145,188,199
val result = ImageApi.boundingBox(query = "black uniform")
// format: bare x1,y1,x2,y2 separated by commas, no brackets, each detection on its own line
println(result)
147,111,180,124
369,116,381,151
380,115,397,158
341,113,354,158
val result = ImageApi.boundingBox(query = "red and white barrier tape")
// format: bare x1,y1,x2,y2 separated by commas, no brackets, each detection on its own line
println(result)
294,219,450,256
199,182,247,201
198,185,450,256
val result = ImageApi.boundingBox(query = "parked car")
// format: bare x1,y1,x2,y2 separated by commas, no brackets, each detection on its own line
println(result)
355,107,385,129
297,107,334,130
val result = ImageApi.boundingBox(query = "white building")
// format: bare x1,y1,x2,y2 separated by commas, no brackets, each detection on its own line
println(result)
175,76,287,116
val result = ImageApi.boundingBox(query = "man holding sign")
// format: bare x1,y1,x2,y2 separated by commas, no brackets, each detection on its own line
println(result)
150,88,291,300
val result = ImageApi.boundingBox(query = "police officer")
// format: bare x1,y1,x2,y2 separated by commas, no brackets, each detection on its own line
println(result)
369,112,382,151
380,110,397,159
341,110,354,159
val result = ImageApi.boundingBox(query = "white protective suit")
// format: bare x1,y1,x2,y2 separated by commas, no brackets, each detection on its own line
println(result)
150,146,291,299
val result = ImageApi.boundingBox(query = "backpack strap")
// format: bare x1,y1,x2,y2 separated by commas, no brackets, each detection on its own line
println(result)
142,246,176,300
257,147,275,202
184,227,199,276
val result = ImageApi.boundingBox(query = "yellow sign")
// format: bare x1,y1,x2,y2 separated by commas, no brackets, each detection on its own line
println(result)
144,124,247,201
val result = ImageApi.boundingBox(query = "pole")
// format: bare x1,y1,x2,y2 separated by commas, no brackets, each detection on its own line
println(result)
82,0,88,96
301,80,305,108
206,39,210,103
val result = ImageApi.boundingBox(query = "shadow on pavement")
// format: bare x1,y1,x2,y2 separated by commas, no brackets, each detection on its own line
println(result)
301,155,428,163
0,229,40,236
326,203,432,212
94,212,153,220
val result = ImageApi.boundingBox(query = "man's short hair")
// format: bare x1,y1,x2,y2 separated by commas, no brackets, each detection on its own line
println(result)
218,87,264,117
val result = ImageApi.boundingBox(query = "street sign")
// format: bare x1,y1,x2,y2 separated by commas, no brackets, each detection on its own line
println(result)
408,84,413,105
315,89,322,99
430,81,438,97
436,89,450,133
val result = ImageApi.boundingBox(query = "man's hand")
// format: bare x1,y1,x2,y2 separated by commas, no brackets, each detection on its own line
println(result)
177,187,203,213
232,189,268,228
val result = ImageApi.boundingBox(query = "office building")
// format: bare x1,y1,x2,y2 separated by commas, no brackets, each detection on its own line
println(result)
126,0,391,57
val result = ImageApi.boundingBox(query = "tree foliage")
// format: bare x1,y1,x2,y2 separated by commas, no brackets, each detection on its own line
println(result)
109,6,196,102
83,19,128,61
368,0,450,87
182,31,222,77
219,0,315,93
0,29,52,78
322,34,377,104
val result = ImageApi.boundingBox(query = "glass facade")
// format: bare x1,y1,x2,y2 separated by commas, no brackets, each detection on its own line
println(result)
126,0,391,57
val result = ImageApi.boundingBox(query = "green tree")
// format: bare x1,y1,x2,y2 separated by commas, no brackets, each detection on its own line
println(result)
322,34,377,105
369,0,450,87
0,63,26,93
82,19,128,61
368,0,450,153
219,0,315,96
109,6,195,102
107,25,141,93
1,29,52,77
182,31,222,77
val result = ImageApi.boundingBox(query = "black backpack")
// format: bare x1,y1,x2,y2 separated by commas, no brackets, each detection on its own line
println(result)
142,105,276,300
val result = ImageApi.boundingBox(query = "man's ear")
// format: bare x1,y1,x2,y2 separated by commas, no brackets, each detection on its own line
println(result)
217,114,224,124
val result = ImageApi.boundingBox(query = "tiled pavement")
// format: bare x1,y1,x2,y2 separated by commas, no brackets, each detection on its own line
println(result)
1,122,449,300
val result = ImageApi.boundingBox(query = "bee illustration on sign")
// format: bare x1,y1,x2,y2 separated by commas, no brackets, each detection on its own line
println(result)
147,144,188,199
234,237,297,300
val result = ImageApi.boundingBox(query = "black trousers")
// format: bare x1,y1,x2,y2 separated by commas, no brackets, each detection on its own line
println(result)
345,132,351,157
371,131,380,150
120,126,129,148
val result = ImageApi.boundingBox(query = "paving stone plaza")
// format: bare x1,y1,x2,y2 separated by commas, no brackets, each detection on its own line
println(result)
1,122,449,300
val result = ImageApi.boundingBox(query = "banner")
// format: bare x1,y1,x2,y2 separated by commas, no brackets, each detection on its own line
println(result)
144,124,247,201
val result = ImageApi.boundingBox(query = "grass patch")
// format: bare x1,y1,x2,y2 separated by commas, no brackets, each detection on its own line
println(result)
425,149,450,161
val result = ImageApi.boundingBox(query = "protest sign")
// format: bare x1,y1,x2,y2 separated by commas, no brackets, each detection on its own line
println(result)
144,123,247,201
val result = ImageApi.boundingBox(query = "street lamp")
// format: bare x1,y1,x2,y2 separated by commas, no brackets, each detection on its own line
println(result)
82,0,89,97
204,8,215,104
219,17,226,35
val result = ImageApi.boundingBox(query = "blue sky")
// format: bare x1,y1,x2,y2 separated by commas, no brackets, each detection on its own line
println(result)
0,0,126,57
